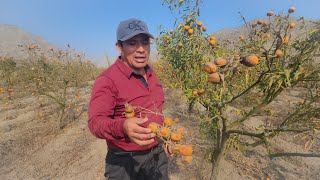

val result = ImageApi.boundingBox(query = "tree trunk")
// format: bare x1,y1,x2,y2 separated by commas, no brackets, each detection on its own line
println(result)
210,131,228,180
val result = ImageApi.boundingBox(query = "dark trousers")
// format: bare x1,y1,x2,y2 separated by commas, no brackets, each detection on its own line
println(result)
104,145,169,180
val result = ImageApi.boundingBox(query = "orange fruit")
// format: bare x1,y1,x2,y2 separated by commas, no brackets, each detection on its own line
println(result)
178,42,183,48
184,25,191,31
202,26,207,32
239,35,245,41
148,122,160,133
197,89,204,95
177,127,186,135
289,22,295,29
180,145,193,156
203,62,217,74
170,29,174,34
283,36,289,44
171,132,182,141
265,33,271,39
214,57,228,67
208,73,221,84
242,54,259,67
261,20,268,26
197,21,203,27
181,155,193,165
209,39,216,45
125,111,135,118
159,127,171,138
163,43,168,47
275,49,283,58
288,6,296,13
267,11,274,16
171,144,182,154
125,104,134,113
192,90,198,96
164,118,173,126
165,35,170,40
188,29,194,35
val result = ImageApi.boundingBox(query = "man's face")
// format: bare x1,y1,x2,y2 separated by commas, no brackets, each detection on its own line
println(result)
118,34,151,71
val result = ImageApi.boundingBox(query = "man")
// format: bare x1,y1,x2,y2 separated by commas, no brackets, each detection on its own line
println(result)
88,18,168,180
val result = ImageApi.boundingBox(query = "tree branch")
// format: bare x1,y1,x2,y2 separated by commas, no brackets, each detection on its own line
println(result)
271,152,320,158
227,130,264,139
222,72,267,106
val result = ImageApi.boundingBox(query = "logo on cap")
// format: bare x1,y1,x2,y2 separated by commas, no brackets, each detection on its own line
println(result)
128,20,144,31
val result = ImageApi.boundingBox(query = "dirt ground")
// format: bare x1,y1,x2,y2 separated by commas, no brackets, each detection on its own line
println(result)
0,85,319,180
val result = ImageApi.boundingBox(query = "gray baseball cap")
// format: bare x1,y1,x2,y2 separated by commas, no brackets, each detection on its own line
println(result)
117,18,154,41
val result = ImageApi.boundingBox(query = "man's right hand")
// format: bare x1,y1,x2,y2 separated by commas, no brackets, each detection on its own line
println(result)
123,117,155,146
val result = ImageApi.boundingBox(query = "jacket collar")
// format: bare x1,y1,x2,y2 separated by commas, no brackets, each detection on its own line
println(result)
116,56,153,79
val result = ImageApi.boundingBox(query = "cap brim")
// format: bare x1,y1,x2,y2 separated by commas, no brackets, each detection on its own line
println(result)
119,31,154,41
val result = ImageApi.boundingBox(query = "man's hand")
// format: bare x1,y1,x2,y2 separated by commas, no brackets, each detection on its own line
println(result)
123,117,155,146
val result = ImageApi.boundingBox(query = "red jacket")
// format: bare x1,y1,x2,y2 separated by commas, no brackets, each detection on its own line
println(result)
88,58,165,151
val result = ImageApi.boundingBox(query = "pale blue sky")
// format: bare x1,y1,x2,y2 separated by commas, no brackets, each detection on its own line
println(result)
0,0,319,64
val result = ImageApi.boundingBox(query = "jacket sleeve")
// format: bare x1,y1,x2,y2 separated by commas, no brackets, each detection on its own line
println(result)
88,75,126,140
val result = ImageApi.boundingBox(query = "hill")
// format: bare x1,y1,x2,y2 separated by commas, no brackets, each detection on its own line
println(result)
0,24,56,59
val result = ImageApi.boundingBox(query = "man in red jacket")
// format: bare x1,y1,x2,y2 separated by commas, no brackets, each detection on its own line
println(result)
88,18,168,180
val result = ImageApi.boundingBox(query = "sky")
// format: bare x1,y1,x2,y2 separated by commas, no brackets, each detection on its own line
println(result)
0,0,319,65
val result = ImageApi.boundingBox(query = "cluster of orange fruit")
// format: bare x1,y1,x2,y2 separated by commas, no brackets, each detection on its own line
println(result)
148,118,193,165
203,57,228,84
238,7,296,61
124,103,193,164
184,21,205,37
192,89,204,96
203,54,260,84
